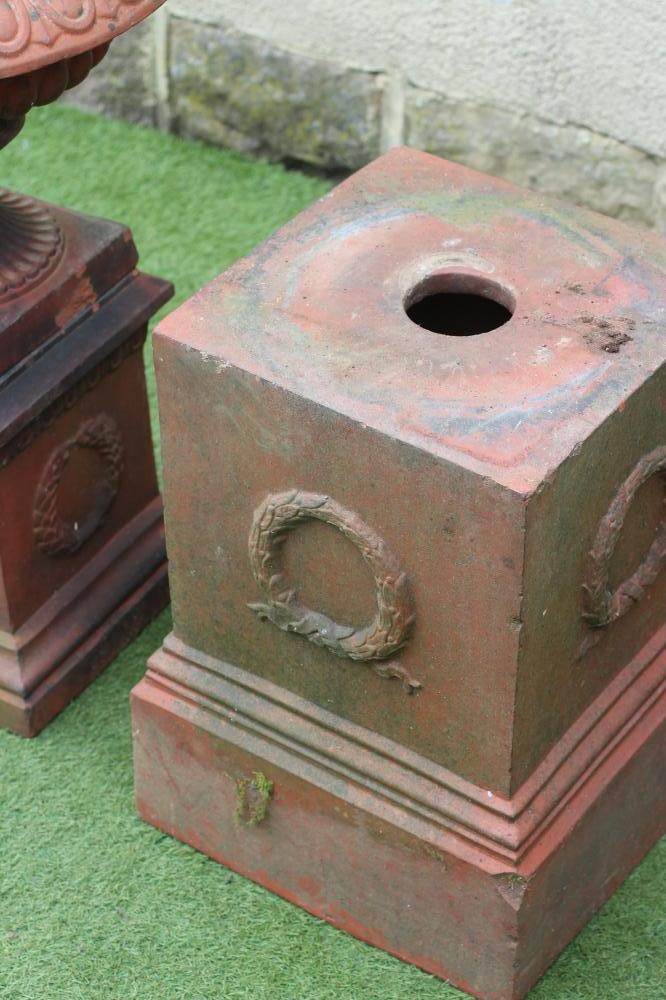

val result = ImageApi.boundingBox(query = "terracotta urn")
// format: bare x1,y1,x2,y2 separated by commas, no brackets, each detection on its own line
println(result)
0,0,164,132
0,0,166,290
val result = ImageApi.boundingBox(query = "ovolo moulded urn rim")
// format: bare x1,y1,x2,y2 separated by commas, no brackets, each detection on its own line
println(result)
0,0,167,80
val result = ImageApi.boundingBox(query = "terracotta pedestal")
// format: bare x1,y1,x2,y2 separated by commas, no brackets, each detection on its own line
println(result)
132,149,666,999
0,197,172,735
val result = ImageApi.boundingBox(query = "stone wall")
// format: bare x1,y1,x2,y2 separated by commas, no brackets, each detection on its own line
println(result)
62,2,666,229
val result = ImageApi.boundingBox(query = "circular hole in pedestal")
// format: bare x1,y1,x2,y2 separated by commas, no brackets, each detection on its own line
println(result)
405,272,515,336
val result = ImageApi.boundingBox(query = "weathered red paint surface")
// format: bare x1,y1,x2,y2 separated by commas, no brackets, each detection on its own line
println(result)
134,149,666,998
0,203,172,736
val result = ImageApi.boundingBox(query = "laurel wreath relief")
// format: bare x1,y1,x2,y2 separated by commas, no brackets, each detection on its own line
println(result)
582,445,666,628
248,489,420,692
33,413,124,557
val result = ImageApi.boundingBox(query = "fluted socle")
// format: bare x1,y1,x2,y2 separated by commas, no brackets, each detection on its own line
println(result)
0,188,64,303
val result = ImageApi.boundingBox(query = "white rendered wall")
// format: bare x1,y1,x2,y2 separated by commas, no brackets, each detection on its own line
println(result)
170,0,666,158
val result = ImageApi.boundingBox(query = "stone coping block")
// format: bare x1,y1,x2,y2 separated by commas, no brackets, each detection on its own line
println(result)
169,17,382,170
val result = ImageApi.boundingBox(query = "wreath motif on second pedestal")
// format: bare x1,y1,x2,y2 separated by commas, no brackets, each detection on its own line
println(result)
33,412,124,557
582,445,666,627
248,489,420,692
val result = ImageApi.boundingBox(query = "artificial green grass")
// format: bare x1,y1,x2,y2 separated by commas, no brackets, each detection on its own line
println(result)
0,106,663,1000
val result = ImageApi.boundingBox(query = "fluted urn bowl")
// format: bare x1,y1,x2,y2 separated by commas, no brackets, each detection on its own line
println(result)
0,0,165,139
0,0,165,304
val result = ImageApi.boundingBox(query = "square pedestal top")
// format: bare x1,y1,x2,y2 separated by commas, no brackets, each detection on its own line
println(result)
0,196,137,378
157,147,666,494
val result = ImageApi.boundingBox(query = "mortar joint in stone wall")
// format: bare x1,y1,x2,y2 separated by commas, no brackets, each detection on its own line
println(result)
153,5,171,133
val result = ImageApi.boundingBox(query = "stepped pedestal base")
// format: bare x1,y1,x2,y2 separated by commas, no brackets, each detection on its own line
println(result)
0,508,168,737
132,628,665,1000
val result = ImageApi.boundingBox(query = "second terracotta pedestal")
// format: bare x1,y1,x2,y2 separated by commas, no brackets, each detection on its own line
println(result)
0,194,172,735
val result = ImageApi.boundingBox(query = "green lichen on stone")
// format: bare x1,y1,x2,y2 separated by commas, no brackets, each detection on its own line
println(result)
405,86,659,226
169,17,382,170
234,771,274,826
